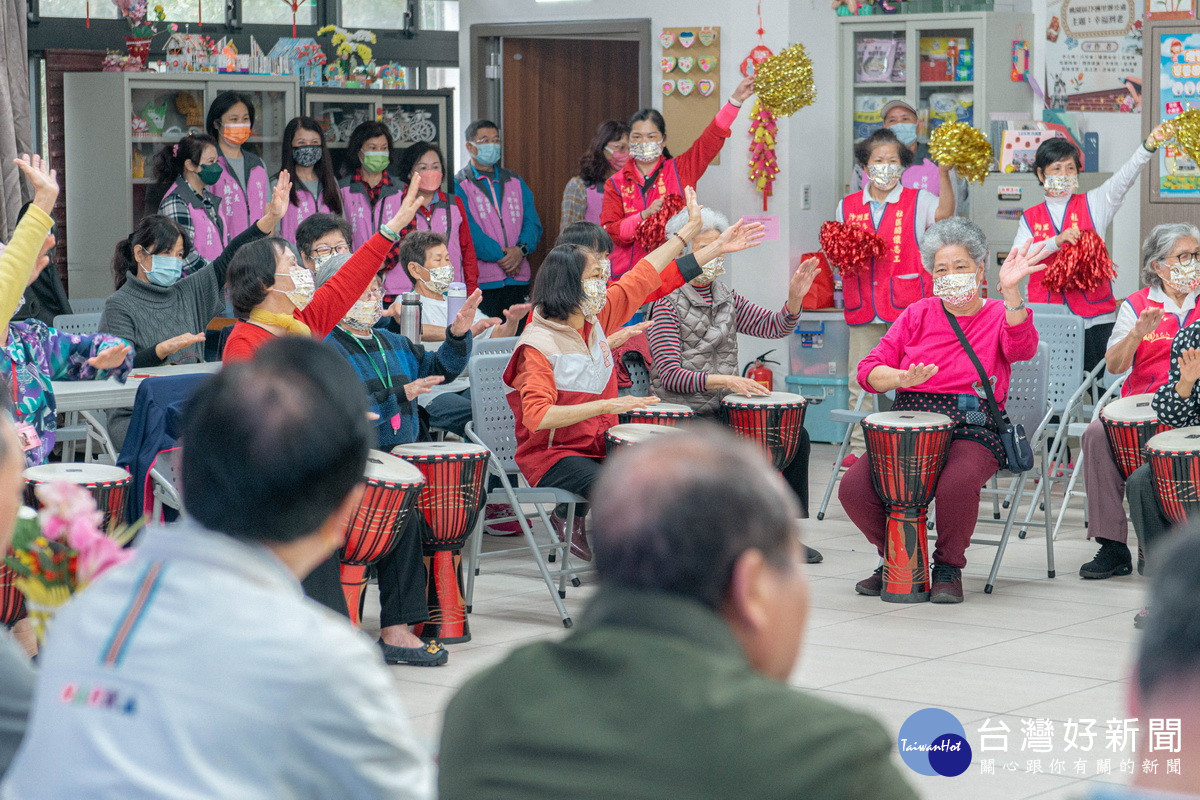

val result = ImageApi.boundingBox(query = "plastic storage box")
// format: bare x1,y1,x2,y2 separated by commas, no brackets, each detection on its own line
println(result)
789,312,851,378
786,375,851,444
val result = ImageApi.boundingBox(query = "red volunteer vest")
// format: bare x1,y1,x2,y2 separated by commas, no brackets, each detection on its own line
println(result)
1021,194,1116,317
606,158,685,278
1122,288,1200,396
838,187,930,326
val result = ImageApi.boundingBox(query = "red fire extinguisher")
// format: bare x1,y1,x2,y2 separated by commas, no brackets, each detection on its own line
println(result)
744,350,779,391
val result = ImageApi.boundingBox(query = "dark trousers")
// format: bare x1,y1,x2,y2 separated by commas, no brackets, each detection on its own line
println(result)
301,554,349,618
427,389,472,438
783,429,812,518
539,455,603,517
1084,323,1115,374
1127,464,1175,575
480,284,529,321
376,514,430,628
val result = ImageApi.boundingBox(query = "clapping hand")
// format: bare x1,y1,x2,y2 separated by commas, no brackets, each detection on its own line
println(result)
898,362,939,388
87,344,132,371
448,288,489,338
998,239,1051,295
14,154,58,215
1180,349,1200,384
1132,307,1165,340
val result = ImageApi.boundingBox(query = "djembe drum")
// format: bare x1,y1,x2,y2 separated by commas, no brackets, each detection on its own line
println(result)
23,464,131,531
604,422,684,453
862,411,955,603
618,402,695,427
0,552,23,625
721,392,808,469
1101,393,1166,573
338,450,426,626
1145,427,1200,525
393,442,489,644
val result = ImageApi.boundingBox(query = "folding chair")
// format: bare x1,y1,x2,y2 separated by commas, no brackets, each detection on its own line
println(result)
148,448,182,522
51,312,101,336
815,389,894,520
66,298,106,316
622,352,651,397
470,335,518,358
968,344,1057,593
462,350,582,629
1051,373,1126,541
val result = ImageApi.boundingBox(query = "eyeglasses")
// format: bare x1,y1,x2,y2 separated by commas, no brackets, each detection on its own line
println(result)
1169,251,1200,267
472,138,501,146
313,243,351,257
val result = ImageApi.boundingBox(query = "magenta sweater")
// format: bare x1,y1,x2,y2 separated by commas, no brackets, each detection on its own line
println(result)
857,297,1039,405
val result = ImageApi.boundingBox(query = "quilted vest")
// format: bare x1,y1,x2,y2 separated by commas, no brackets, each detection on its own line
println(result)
652,281,738,415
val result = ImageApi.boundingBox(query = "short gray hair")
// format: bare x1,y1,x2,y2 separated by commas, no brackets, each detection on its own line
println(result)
314,252,353,289
919,217,988,272
1141,223,1200,288
664,207,730,241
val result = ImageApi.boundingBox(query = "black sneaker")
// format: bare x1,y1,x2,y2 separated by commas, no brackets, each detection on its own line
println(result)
1134,607,1149,629
930,564,964,604
854,566,883,596
1079,539,1133,579
805,545,823,564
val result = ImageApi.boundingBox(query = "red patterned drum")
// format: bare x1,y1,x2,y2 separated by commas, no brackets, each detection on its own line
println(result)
862,411,955,603
1146,427,1200,526
618,402,695,426
604,422,684,453
338,451,426,626
721,391,808,469
1101,394,1168,480
23,464,131,531
394,442,490,644
0,549,23,625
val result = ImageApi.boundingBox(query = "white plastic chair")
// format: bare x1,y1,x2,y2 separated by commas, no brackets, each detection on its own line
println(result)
1050,373,1127,541
52,312,101,336
67,298,106,316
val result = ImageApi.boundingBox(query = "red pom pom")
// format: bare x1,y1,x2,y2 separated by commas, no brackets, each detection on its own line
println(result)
818,221,886,276
1040,230,1115,293
634,194,686,252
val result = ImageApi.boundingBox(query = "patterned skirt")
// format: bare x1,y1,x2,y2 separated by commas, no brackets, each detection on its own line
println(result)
890,391,1006,467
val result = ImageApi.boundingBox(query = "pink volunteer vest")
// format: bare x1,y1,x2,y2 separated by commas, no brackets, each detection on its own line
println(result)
456,166,530,286
161,178,225,261
382,190,466,295
338,178,406,250
212,152,269,241
278,184,333,244
584,183,604,225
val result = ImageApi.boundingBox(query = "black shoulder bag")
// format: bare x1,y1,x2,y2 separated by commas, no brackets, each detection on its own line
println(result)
942,306,1035,473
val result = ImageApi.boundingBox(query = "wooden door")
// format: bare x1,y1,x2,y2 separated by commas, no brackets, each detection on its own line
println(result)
501,37,640,275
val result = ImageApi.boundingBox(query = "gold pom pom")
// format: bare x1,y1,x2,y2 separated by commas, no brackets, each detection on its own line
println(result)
928,122,993,184
1173,109,1200,165
755,43,816,118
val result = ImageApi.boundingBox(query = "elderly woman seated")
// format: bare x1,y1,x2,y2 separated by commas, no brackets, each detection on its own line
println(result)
1077,223,1200,582
646,206,822,563
837,217,1046,603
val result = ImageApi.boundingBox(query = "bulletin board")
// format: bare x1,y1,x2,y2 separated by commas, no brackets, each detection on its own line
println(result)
659,26,722,165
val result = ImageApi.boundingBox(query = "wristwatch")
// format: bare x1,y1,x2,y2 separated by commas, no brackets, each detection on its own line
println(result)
1004,299,1027,313
519,243,529,257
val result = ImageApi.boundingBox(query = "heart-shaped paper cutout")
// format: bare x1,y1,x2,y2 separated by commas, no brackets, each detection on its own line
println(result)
661,56,676,73
698,56,715,72
698,28,717,46
677,78,695,96
698,79,715,97
678,56,695,73
662,80,676,96
679,31,695,48
659,31,675,49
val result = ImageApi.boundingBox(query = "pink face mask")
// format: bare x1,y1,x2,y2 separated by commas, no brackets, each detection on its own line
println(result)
417,169,443,192
606,147,630,171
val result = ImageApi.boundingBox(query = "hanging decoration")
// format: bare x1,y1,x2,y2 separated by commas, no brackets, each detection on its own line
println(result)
1173,109,1200,165
1040,230,1116,293
754,43,817,118
748,101,778,211
634,194,686,253
819,221,886,276
928,122,992,184
281,0,303,38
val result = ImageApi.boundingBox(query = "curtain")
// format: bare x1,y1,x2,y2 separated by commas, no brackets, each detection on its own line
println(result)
0,0,32,240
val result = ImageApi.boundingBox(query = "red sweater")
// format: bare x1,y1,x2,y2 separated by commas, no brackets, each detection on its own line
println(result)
222,233,392,362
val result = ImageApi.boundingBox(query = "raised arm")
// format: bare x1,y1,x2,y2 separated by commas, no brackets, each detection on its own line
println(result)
0,156,58,332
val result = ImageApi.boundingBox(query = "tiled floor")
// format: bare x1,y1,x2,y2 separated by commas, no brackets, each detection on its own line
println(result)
362,443,1150,800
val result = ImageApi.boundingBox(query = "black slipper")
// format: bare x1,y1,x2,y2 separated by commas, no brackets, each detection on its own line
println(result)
377,638,449,666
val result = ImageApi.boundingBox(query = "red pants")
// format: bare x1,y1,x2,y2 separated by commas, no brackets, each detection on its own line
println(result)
839,438,1000,569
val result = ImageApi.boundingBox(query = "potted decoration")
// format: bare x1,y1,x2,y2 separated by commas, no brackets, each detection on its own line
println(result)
317,25,376,87
112,0,176,67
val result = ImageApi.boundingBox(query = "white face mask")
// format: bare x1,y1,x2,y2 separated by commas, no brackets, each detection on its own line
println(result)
694,254,725,286
425,265,454,295
933,272,979,307
580,277,607,317
1165,262,1200,293
629,141,664,163
273,267,315,311
1043,174,1078,199
867,163,904,190
342,293,383,330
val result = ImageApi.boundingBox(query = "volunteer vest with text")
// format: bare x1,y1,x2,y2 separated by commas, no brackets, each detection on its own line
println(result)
213,153,269,241
502,312,617,487
338,179,406,250
456,167,530,286
583,183,605,225
1122,288,1200,396
162,179,225,261
278,185,333,244
382,191,466,295
607,158,685,277
1021,194,1116,317
838,187,930,325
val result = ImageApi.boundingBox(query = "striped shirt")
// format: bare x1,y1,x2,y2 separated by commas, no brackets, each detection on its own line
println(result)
647,285,800,395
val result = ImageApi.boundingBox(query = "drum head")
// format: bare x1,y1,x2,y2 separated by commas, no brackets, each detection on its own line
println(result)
364,450,425,484
864,411,954,429
393,442,490,458
607,423,684,444
629,402,695,416
720,391,806,408
1101,394,1158,424
1146,426,1200,453
24,463,131,484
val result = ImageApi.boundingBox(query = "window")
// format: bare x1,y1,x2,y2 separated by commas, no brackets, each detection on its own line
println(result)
38,0,222,24
420,0,458,31
340,0,458,31
242,0,315,25
37,0,117,19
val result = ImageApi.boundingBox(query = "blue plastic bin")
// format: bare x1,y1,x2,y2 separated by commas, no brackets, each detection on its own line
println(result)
786,375,851,444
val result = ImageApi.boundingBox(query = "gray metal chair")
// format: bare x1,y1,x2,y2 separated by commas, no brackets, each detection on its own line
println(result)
67,298,106,316
148,450,182,522
462,350,583,629
815,389,895,520
1050,373,1127,541
622,352,652,397
51,312,101,336
470,335,518,358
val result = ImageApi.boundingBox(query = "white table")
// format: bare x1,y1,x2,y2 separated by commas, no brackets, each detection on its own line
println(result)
52,362,221,414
